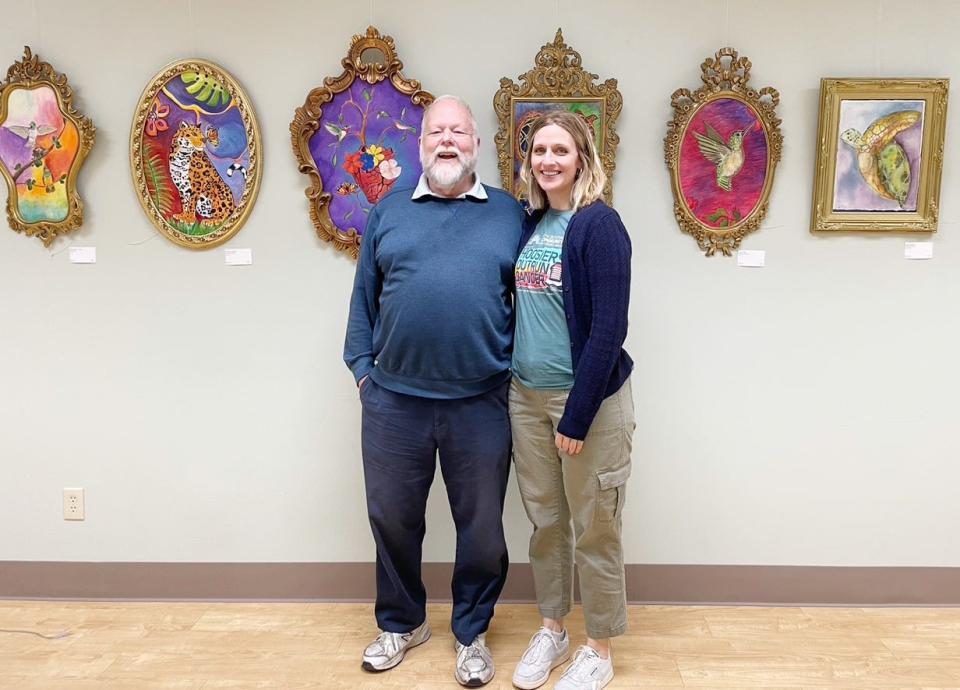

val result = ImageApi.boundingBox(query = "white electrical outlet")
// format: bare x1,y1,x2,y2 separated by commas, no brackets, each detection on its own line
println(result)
63,488,84,521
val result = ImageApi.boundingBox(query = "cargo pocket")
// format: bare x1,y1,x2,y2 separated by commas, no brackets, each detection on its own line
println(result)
596,463,631,522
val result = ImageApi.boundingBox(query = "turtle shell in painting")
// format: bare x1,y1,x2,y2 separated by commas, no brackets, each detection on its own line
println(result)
130,59,262,249
677,97,769,231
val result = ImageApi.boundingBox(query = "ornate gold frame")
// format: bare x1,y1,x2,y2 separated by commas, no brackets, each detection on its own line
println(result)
811,78,948,233
665,48,782,256
493,29,622,203
291,26,433,259
0,47,95,246
130,58,262,250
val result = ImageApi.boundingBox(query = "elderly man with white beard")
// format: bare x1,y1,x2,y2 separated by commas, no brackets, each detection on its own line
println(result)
344,95,525,687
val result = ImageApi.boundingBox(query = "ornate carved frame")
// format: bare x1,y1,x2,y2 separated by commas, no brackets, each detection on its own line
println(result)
493,29,622,203
130,58,262,250
665,48,782,256
811,78,948,233
291,26,433,259
0,47,95,246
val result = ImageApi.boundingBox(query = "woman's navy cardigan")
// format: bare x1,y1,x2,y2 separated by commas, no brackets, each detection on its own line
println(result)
518,200,634,440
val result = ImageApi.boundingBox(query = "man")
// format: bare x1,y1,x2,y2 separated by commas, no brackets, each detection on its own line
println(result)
343,95,524,687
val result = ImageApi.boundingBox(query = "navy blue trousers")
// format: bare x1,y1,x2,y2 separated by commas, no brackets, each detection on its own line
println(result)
360,378,511,645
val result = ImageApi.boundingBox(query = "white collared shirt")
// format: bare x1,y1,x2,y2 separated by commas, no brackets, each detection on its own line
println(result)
411,173,488,200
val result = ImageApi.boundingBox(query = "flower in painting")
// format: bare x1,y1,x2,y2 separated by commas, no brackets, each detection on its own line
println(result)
343,151,363,174
366,145,386,167
359,152,376,171
146,99,170,137
379,159,401,180
337,182,359,195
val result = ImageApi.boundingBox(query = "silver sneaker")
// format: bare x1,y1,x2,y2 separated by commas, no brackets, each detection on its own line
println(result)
360,620,431,672
454,632,495,687
555,645,613,690
512,627,570,689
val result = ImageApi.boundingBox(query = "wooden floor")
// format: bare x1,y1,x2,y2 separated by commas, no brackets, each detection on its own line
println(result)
1,602,959,689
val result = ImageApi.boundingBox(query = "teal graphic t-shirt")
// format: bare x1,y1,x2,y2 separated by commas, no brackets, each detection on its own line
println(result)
512,209,575,389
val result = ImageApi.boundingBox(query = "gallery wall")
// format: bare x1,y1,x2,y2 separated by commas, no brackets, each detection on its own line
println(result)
1,0,958,569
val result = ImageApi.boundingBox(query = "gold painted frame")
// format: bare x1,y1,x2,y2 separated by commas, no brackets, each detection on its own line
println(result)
665,48,782,256
493,29,621,203
0,47,95,246
291,26,433,259
811,78,948,233
130,58,262,250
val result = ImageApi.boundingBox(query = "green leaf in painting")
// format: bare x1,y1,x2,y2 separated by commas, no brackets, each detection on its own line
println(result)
344,209,354,220
362,90,371,102
331,154,337,167
718,218,729,228
733,209,742,221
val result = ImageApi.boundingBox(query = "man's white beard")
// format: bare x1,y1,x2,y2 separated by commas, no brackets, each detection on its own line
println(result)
421,148,477,189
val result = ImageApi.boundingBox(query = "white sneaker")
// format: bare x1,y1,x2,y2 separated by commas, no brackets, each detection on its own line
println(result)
512,627,570,689
360,620,431,672
555,645,614,690
454,632,495,687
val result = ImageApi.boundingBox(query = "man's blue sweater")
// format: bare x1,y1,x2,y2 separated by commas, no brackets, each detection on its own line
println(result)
344,185,524,399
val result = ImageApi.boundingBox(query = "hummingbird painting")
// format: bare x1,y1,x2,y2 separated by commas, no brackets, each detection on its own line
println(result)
4,121,56,149
693,123,747,192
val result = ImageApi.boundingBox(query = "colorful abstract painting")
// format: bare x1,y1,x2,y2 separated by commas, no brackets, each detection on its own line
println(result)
0,86,77,223
678,98,768,230
832,99,924,212
0,47,94,246
510,99,603,196
308,81,424,234
131,59,261,249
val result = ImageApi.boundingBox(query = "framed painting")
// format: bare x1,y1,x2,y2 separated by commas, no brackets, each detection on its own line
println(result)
494,29,621,203
130,59,262,249
665,48,782,257
0,47,95,246
291,26,433,259
811,78,948,233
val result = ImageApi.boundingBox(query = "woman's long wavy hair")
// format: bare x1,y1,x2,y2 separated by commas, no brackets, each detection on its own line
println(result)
519,110,606,212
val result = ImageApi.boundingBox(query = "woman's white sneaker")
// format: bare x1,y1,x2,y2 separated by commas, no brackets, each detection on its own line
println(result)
511,627,570,689
555,645,614,690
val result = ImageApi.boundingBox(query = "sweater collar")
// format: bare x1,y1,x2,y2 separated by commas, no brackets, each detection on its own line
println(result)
411,173,488,200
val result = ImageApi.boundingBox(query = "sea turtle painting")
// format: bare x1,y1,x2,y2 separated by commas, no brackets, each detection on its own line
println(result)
833,101,924,212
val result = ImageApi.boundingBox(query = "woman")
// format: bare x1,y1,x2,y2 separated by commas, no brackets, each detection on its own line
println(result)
510,111,634,690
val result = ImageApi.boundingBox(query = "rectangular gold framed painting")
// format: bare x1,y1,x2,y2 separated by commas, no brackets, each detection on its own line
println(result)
811,78,948,233
494,30,620,204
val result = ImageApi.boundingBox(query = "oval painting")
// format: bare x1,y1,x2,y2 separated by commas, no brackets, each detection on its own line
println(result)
307,81,425,238
678,97,768,230
130,59,261,249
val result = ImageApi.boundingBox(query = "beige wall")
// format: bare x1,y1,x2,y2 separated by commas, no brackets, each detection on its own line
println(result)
1,0,958,567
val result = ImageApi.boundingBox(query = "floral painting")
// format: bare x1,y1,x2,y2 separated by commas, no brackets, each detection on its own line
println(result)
510,98,603,197
832,99,924,212
308,82,423,232
131,59,261,249
0,47,94,246
678,98,768,230
292,26,433,259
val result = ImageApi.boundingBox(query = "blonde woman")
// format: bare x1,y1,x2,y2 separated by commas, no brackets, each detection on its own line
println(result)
510,111,634,690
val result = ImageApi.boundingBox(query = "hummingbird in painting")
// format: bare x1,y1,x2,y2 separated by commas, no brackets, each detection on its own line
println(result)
4,121,56,149
693,123,747,192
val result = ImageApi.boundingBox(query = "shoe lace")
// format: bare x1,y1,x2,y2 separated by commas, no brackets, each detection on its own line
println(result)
521,628,558,664
564,646,601,681
372,630,410,657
